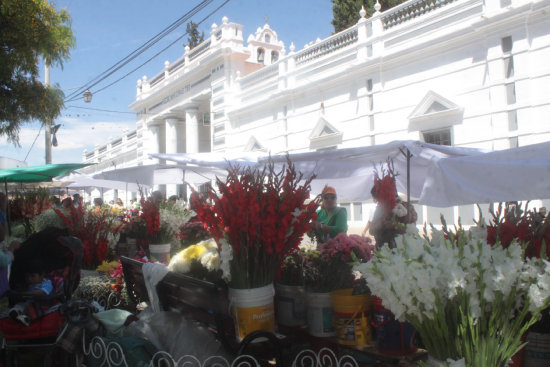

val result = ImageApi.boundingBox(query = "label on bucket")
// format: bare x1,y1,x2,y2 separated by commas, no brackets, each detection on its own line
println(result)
277,295,307,326
334,313,371,346
234,303,275,340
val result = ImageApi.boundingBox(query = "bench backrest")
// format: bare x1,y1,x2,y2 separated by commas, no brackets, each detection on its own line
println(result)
120,256,238,352
157,271,237,352
120,257,149,305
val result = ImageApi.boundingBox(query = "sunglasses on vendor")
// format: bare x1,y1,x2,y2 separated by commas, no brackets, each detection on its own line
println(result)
323,194,336,200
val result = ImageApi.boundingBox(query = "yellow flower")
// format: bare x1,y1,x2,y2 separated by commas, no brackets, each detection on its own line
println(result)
96,260,119,272
182,244,207,261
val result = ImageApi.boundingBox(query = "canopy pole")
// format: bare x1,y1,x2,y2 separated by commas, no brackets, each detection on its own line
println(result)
399,147,413,216
4,178,10,236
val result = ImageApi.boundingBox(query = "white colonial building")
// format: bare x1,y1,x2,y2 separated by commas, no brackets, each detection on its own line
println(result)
81,0,550,231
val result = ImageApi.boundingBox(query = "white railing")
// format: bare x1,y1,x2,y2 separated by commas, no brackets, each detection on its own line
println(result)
81,337,360,367
381,0,459,29
295,27,359,66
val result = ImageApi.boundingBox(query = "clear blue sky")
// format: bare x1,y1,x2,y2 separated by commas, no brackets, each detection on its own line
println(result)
0,0,336,167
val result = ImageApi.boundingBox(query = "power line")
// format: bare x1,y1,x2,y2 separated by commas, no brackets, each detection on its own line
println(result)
24,125,43,162
64,0,218,102
92,0,231,96
66,105,135,114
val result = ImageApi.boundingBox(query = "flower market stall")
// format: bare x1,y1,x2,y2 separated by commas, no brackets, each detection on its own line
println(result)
419,140,550,207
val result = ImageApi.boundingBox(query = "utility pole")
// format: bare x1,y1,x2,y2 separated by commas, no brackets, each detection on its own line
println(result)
45,63,52,164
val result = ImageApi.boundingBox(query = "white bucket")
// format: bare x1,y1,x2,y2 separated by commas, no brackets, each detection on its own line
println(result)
525,332,550,367
306,291,335,337
149,243,171,264
275,283,307,327
228,283,275,341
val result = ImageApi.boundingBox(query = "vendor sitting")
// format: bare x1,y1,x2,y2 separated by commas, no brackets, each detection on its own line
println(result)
311,186,347,246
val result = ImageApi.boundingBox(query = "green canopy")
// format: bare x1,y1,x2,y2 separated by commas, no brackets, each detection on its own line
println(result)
0,163,93,183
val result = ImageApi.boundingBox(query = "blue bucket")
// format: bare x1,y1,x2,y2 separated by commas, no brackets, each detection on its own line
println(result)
371,296,417,355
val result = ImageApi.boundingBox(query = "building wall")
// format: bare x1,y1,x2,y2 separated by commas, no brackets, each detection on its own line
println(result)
82,0,550,228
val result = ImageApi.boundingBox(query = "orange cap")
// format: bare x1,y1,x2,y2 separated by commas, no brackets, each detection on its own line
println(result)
322,186,337,196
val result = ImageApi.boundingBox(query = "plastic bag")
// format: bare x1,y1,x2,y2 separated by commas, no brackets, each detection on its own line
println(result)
123,308,231,361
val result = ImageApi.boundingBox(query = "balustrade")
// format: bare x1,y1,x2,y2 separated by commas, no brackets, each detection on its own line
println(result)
381,0,458,29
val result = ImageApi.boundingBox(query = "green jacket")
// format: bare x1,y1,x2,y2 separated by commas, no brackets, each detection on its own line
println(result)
316,207,348,243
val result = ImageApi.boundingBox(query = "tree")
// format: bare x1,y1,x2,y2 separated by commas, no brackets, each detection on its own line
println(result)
331,0,406,33
186,21,205,49
0,0,75,145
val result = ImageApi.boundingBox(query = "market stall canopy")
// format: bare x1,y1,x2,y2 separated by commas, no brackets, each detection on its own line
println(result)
93,164,184,187
152,141,486,201
419,141,550,207
58,173,144,191
0,163,92,183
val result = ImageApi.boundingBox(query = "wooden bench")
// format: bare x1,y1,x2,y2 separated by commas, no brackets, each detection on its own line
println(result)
119,256,285,363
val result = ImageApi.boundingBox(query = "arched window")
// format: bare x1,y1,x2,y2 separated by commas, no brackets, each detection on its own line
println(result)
265,35,270,43
271,51,278,63
257,48,265,64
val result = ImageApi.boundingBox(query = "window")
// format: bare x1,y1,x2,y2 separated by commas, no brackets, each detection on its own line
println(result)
502,37,514,79
423,129,451,146
506,83,516,105
366,79,374,111
265,35,270,43
271,51,278,63
508,110,517,131
353,202,363,221
509,136,518,148
257,48,265,64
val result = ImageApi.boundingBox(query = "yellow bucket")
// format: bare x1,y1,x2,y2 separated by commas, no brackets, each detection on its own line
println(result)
229,284,275,341
331,289,371,346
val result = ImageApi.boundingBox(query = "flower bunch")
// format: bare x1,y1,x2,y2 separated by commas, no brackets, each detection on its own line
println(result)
168,239,222,282
120,214,147,239
356,225,550,366
9,189,53,236
306,233,374,292
55,203,121,268
278,248,308,286
177,220,210,247
485,202,550,259
191,157,319,289
140,196,195,244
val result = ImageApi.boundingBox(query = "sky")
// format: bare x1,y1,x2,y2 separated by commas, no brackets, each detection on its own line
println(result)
0,0,335,167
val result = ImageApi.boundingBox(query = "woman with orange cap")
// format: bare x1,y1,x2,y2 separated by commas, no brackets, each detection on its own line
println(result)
311,186,348,245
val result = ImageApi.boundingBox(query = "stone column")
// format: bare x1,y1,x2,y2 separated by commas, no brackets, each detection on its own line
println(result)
149,124,160,163
185,107,200,153
165,118,181,198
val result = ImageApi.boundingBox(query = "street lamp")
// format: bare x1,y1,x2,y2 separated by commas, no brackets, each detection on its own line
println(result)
83,89,93,103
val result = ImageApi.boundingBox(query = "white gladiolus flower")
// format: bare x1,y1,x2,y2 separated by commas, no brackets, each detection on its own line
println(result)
219,238,233,282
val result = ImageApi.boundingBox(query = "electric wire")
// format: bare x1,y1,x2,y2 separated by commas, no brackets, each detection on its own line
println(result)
64,0,213,101
91,0,230,96
64,0,216,102
24,124,43,162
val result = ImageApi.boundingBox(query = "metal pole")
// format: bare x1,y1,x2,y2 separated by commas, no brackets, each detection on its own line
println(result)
45,64,52,164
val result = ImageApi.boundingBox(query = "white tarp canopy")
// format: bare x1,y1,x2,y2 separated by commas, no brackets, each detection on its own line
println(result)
152,140,486,202
419,141,550,207
58,173,144,191
93,164,183,187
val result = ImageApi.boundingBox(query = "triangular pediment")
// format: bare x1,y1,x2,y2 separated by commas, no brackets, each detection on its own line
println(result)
245,136,267,152
408,91,464,132
309,117,343,150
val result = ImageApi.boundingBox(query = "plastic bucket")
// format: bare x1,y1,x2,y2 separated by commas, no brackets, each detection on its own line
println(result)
228,283,275,341
306,291,334,337
331,289,371,345
275,283,307,327
371,296,417,355
149,243,171,264
525,332,550,367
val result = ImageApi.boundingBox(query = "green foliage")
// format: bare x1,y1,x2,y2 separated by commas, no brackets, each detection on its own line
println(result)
0,0,75,144
331,0,407,33
186,21,204,49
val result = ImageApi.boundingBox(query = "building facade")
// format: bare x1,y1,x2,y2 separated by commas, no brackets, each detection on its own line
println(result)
82,0,550,230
